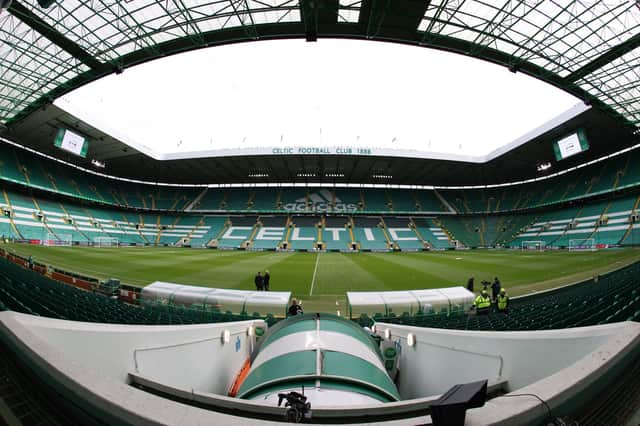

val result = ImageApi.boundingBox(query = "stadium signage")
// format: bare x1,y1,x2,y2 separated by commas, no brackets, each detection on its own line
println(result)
222,225,419,242
271,146,373,155
283,190,358,212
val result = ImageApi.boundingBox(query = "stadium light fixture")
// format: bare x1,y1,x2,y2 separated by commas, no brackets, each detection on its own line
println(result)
0,0,12,12
325,173,345,178
248,173,269,178
372,174,393,179
297,173,316,177
407,333,416,347
91,159,106,168
537,162,551,172
37,0,57,7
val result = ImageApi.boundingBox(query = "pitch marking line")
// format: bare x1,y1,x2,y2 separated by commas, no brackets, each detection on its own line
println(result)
309,252,321,296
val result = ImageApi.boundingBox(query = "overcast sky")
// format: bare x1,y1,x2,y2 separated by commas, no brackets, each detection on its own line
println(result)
57,39,581,158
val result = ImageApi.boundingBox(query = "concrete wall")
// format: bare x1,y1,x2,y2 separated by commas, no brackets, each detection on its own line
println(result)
9,313,262,394
376,322,632,399
377,321,640,425
2,311,639,425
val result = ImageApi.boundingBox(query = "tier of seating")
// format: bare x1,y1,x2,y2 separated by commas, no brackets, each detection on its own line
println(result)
192,186,449,214
0,141,201,211
511,194,640,248
1,187,213,246
0,255,261,325
4,178,640,250
2,140,640,215
356,260,640,331
439,214,535,248
438,148,640,214
2,244,639,334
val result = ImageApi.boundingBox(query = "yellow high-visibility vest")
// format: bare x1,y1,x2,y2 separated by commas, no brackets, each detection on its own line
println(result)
497,295,509,310
475,295,491,309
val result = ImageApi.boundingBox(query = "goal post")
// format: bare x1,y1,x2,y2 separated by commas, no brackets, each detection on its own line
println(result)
93,236,119,247
521,240,545,251
42,232,73,246
569,238,597,252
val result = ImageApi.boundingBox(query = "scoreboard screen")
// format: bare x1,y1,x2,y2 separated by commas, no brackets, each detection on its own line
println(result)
54,128,89,158
553,129,589,161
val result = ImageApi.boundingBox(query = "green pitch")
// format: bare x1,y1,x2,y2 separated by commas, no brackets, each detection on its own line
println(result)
4,243,640,312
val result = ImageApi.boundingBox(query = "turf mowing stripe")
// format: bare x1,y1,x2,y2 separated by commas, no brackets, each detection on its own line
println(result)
309,251,320,296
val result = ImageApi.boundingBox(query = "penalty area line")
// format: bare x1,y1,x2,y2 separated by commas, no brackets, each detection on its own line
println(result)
309,252,320,296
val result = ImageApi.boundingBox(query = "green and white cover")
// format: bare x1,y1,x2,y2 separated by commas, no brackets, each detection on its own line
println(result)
237,313,400,405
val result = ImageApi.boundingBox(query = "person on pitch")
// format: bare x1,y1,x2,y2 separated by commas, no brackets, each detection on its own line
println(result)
254,271,264,291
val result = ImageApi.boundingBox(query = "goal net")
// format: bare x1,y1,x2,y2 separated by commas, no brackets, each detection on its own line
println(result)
569,238,597,252
522,240,545,251
42,232,73,246
94,236,119,247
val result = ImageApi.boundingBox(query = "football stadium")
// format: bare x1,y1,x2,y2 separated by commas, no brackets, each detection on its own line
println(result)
1,1,640,425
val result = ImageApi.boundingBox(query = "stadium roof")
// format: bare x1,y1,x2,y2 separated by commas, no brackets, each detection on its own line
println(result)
5,101,636,186
1,0,639,132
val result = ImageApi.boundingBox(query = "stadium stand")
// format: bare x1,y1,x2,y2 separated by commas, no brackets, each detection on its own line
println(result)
0,185,227,247
4,175,640,251
190,216,227,247
224,189,251,211
3,140,640,217
0,142,205,211
352,216,389,251
362,189,389,212
258,215,287,227
511,194,640,248
321,216,351,250
411,218,451,249
216,216,258,248
1,240,639,333
357,260,640,331
193,188,224,210
381,217,423,251
439,214,535,248
249,216,287,249
435,149,640,214
250,189,278,211
387,189,416,212
287,215,319,250
0,254,261,325
416,190,449,213
333,188,363,212
278,188,309,210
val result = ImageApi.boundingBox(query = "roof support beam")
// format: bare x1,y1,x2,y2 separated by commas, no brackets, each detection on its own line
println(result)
300,0,338,42
7,1,109,73
300,0,319,41
361,0,428,39
564,33,640,83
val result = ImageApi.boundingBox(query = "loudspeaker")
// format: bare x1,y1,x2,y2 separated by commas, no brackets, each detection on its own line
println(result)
431,380,487,426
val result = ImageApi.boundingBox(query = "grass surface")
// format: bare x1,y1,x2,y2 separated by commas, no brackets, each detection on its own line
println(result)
5,243,640,313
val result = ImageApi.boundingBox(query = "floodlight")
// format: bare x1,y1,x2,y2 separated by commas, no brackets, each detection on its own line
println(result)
37,0,56,8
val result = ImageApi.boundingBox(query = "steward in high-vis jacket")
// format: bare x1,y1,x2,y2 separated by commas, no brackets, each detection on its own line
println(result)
474,290,492,315
497,288,509,313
